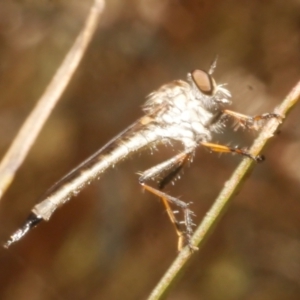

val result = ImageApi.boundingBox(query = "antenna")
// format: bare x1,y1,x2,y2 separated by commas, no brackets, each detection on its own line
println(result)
208,55,218,75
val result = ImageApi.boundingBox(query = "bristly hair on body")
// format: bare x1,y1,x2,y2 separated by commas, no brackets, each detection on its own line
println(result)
4,60,281,250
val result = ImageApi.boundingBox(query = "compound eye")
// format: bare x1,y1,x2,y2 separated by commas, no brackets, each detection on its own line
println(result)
191,69,215,96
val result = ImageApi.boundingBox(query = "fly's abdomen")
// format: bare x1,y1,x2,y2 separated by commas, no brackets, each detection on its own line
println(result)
33,125,158,221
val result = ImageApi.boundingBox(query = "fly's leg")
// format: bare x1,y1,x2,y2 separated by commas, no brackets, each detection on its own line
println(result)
139,151,198,251
223,109,282,130
139,151,192,189
200,141,264,162
140,184,197,251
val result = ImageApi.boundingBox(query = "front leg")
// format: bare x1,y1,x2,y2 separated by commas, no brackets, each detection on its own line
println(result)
223,109,282,130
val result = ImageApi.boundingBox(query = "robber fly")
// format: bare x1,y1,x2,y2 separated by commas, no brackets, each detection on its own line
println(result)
4,60,280,251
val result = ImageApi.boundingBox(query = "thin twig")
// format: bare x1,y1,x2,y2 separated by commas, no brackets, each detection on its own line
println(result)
148,80,300,300
0,0,105,201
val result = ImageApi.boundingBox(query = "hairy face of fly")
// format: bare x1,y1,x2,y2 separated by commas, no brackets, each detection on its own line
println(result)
187,69,232,110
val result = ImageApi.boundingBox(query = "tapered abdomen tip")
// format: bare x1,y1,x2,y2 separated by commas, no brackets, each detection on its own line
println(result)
4,213,43,248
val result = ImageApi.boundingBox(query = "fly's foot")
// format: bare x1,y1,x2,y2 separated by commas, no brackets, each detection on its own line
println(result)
224,110,283,131
178,230,198,252
177,206,198,252
244,113,283,130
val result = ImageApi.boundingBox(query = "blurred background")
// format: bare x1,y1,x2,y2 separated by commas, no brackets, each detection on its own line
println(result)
1,0,300,299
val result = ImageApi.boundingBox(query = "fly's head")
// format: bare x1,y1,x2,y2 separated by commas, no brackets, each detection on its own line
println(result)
187,68,232,110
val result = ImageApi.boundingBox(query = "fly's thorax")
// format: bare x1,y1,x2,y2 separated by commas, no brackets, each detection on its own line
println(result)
142,68,231,146
144,85,212,147
143,80,190,115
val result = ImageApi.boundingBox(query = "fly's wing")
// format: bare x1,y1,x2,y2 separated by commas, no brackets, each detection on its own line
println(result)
47,118,146,191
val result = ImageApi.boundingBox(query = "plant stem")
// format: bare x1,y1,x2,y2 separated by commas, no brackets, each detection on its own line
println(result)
148,79,300,300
